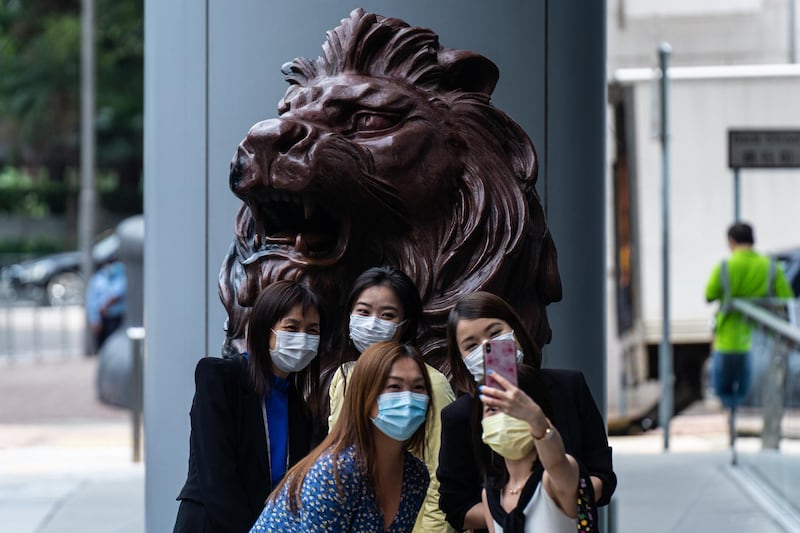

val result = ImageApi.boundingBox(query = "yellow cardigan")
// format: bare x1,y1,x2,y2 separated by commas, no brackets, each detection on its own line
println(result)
328,362,456,533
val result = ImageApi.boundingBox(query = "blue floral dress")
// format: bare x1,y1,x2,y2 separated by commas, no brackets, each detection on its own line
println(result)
249,445,428,532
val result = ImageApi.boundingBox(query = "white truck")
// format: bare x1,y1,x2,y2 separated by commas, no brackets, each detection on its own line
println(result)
605,64,800,431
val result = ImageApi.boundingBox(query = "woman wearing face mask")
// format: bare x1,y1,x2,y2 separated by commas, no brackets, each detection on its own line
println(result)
250,342,432,532
478,365,586,533
437,292,615,533
174,280,323,533
326,266,456,533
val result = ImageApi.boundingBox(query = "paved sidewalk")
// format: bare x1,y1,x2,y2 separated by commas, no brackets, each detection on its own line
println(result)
0,433,144,533
3,356,800,532
0,356,144,533
612,435,800,533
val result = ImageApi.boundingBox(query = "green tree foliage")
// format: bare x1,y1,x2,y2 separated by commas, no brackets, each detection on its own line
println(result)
96,0,143,190
0,0,142,211
0,1,81,180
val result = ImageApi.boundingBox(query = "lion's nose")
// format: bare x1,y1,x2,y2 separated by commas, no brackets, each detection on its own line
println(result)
246,118,310,154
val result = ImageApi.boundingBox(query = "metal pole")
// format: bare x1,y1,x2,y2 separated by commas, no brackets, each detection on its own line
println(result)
733,168,741,222
79,0,97,356
658,43,673,451
32,306,41,360
60,304,68,358
128,326,145,463
2,299,14,360
762,336,789,450
790,0,797,64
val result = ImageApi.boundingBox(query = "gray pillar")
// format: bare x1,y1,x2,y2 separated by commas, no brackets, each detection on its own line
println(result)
143,2,208,532
542,0,608,411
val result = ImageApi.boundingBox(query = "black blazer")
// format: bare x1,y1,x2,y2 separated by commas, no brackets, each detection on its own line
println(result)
174,356,313,533
437,368,616,532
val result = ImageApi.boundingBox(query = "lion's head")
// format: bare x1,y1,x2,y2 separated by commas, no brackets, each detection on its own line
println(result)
220,8,561,372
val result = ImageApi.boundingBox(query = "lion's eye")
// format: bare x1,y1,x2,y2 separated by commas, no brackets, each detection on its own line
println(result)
352,113,398,133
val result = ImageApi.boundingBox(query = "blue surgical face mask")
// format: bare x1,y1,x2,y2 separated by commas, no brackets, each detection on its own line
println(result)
371,391,429,442
108,262,124,276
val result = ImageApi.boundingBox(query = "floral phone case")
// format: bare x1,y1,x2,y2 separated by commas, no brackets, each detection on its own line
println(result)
483,338,518,388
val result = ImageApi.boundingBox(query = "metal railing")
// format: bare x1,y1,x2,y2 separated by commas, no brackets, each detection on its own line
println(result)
727,297,800,522
0,298,86,360
732,298,800,345
731,297,800,449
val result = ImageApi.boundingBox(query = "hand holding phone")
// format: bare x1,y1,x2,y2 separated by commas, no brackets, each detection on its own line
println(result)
483,338,518,389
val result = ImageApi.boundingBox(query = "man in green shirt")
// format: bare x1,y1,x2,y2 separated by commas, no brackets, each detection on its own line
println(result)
705,222,794,408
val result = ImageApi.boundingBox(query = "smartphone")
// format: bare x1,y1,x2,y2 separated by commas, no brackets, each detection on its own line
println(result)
483,338,518,389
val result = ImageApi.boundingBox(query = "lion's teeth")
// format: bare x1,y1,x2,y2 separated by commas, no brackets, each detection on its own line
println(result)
294,233,308,253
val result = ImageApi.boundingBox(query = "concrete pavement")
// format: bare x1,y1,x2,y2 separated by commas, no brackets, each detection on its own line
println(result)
3,356,800,532
0,356,143,533
612,435,800,533
0,435,143,533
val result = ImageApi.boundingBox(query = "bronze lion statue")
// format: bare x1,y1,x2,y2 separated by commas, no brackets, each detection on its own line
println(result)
219,8,561,373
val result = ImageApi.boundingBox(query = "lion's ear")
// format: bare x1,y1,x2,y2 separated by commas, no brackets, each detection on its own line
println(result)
438,48,499,96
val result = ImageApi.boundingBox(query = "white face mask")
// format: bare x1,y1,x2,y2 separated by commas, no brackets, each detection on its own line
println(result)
270,330,319,373
462,331,525,382
349,314,400,353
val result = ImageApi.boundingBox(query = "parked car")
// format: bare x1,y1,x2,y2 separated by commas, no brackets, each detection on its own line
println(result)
0,233,119,306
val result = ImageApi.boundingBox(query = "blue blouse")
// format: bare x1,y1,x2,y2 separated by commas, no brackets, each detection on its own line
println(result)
265,375,289,488
249,445,429,532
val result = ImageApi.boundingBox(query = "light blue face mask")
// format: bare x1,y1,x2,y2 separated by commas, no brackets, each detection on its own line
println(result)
371,391,429,442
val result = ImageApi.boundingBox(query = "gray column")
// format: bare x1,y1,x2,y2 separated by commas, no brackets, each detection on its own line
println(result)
542,0,608,411
143,2,208,532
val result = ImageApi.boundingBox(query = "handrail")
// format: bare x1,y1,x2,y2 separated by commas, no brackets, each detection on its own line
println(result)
728,298,800,451
730,298,800,346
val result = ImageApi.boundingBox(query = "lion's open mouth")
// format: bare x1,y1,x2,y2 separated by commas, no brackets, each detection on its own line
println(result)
242,189,350,267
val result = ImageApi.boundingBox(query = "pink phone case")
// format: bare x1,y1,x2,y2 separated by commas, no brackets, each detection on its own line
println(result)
483,339,518,388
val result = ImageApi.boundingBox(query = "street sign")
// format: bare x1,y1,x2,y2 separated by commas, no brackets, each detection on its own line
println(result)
729,129,800,169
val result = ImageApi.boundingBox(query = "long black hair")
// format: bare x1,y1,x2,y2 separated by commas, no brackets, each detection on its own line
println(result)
246,280,324,411
338,266,427,366
446,291,541,397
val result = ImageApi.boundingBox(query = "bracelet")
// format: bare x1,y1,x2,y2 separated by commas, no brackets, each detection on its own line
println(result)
532,420,554,441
